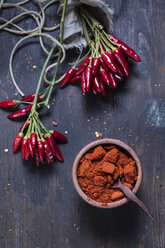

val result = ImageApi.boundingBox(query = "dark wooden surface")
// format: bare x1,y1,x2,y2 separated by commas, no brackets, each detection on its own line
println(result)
0,0,165,247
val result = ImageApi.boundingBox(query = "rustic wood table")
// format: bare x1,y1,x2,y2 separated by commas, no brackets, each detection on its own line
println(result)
0,0,164,247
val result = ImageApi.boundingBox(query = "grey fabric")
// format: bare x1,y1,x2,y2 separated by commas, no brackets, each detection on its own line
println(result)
58,0,113,49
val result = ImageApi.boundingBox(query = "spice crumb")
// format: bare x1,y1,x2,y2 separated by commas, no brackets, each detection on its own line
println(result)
33,65,37,69
4,149,8,152
156,176,160,179
95,132,103,138
52,120,58,126
65,131,68,134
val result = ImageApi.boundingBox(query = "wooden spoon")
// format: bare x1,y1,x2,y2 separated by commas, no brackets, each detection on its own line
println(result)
111,179,153,220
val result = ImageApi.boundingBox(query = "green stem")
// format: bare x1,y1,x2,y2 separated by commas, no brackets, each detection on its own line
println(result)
80,15,92,46
32,43,57,111
45,0,67,105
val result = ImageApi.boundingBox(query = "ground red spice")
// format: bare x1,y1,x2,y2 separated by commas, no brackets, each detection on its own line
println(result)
77,145,138,203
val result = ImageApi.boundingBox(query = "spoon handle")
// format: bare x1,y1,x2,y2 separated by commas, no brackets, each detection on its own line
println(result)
119,184,153,220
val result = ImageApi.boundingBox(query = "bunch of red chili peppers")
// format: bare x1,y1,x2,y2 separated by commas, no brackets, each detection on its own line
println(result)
0,93,67,166
60,7,141,96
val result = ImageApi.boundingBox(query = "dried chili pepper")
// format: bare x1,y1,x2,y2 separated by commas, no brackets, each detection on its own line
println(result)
75,56,91,76
8,108,28,119
81,71,86,95
30,133,37,149
46,135,56,156
84,67,92,92
21,93,35,102
108,72,117,88
19,119,31,132
100,69,111,86
0,99,18,108
109,35,141,62
49,130,68,143
100,58,109,72
60,68,76,88
113,48,130,77
24,143,30,160
99,74,107,97
101,51,118,73
34,147,41,167
13,132,24,153
21,138,27,159
92,58,100,77
54,141,63,162
93,75,102,93
37,140,44,163
70,75,81,84
27,138,34,157
43,140,54,164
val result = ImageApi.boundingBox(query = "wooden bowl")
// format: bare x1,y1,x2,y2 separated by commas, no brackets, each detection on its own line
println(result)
72,138,143,208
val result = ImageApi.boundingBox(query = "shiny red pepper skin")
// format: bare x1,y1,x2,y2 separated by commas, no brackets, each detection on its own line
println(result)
34,147,41,166
100,70,111,86
30,133,37,149
37,140,44,163
43,140,54,164
19,119,30,132
49,130,68,143
81,71,86,95
13,132,24,153
84,67,92,92
54,141,63,162
27,138,34,157
93,76,102,93
75,57,91,76
109,35,141,62
24,143,30,160
100,58,109,72
101,51,119,74
46,135,56,156
98,74,107,97
92,58,100,77
0,99,17,108
21,93,35,102
8,108,28,119
92,85,98,95
60,68,75,88
70,75,81,84
21,138,27,159
108,72,117,88
113,48,130,77
115,74,124,82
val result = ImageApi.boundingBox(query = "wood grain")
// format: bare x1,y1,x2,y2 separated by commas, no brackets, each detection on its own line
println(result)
0,0,165,247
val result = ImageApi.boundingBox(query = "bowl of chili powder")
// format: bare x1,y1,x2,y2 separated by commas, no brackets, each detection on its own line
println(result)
72,139,143,208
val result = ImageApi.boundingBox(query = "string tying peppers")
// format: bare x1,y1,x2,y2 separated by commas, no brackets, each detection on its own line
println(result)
60,7,141,97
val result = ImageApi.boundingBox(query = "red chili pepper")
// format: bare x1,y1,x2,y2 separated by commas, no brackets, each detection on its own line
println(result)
101,51,119,73
92,58,100,77
98,74,107,97
100,58,109,72
115,74,124,82
84,67,92,92
27,138,34,157
116,65,125,78
34,147,41,166
75,56,91,76
113,48,130,77
8,108,28,119
0,99,18,108
19,119,30,132
46,135,56,156
81,71,86,95
43,140,54,164
24,142,30,160
93,76,102,93
108,72,117,88
21,93,35,102
60,68,75,88
70,75,81,84
54,141,63,162
37,140,44,163
49,130,68,143
109,35,141,62
92,85,98,95
21,138,27,159
13,132,24,153
30,133,37,148
100,69,111,86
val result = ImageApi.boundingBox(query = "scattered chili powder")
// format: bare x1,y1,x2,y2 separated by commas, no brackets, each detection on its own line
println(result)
78,145,137,203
